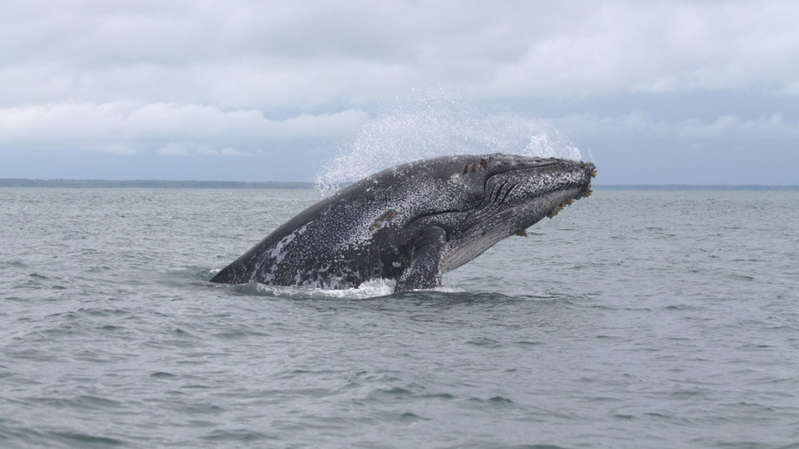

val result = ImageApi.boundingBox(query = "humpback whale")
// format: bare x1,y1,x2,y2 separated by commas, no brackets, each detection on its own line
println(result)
211,153,596,291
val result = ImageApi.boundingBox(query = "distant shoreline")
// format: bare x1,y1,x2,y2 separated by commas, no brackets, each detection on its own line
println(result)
0,179,314,189
595,184,799,191
0,179,797,191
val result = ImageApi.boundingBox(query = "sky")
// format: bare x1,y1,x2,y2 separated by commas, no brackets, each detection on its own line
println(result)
1,0,798,185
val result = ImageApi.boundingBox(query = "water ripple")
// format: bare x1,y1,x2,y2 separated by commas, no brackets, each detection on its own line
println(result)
1,188,798,448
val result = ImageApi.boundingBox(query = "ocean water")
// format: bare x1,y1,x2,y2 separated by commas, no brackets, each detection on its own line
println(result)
1,187,798,449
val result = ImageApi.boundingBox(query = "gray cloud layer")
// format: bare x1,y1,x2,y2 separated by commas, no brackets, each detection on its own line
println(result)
2,0,797,183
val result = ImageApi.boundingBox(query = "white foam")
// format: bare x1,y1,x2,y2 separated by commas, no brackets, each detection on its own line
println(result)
406,285,468,294
254,278,396,299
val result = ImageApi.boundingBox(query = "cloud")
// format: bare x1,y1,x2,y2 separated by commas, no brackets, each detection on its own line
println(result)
158,142,193,156
0,102,368,155
2,1,798,183
555,112,799,143
219,147,250,157
2,1,798,109
158,142,252,157
548,111,799,184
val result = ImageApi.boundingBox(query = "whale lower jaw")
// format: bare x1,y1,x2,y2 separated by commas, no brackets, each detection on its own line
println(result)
547,186,592,218
441,186,588,273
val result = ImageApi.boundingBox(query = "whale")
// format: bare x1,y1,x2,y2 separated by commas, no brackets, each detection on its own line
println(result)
210,153,596,291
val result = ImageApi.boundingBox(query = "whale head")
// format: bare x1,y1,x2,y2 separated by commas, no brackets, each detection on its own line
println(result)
434,153,596,271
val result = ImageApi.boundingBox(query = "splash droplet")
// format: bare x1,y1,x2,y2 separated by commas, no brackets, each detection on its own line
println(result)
316,96,583,195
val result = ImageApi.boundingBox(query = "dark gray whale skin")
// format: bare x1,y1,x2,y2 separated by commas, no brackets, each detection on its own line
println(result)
210,153,596,291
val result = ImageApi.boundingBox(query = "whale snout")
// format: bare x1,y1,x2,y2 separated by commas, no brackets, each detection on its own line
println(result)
580,161,596,195
584,161,597,178
543,161,596,218
582,161,596,192
569,160,595,179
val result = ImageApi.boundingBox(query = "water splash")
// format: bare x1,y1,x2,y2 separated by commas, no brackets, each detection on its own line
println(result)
316,97,582,194
250,278,397,299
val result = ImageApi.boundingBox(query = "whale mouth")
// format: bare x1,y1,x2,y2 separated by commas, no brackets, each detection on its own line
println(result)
546,164,596,219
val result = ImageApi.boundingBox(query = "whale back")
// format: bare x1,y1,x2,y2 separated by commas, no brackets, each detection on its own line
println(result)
210,155,485,287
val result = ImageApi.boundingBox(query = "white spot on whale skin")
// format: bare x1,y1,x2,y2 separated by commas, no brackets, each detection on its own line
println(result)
270,235,293,261
253,221,314,282
392,261,402,268
269,222,311,263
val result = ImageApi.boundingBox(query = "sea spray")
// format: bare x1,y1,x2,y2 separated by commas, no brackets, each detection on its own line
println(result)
316,97,583,195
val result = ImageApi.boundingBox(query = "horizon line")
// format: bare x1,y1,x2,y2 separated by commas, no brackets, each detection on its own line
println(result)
1,178,798,190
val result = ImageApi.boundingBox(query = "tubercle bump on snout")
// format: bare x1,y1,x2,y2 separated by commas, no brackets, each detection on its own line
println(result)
547,182,593,219
547,198,576,219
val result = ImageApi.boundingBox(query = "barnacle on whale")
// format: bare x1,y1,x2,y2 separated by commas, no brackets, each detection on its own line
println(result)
547,204,564,218
547,198,577,219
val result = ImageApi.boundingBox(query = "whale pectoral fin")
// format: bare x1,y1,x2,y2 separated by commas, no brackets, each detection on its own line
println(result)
396,226,446,292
